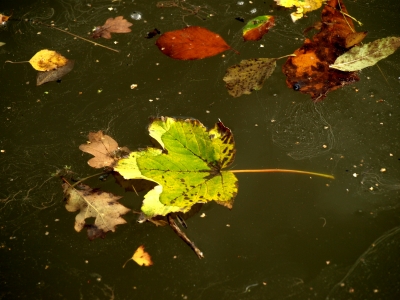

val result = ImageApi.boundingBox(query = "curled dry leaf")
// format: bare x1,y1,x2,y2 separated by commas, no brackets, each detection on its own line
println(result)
37,60,75,85
0,14,11,23
155,26,232,60
345,31,368,48
92,16,133,39
223,58,278,97
79,131,119,168
243,15,275,41
282,0,359,101
63,183,130,233
30,49,68,71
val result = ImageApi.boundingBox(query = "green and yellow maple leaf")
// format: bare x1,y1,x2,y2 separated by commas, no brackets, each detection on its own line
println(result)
114,117,238,218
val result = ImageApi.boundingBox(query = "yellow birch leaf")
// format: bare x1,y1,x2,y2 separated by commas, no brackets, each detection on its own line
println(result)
123,245,153,267
274,0,325,22
29,49,68,71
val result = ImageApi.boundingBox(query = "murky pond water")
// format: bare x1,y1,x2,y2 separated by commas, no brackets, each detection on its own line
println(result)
1,0,400,299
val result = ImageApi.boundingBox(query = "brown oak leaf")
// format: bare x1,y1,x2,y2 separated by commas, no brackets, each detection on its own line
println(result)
79,131,122,168
92,16,133,39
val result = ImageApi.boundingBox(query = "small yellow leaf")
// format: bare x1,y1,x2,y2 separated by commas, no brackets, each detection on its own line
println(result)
29,49,68,71
123,245,153,268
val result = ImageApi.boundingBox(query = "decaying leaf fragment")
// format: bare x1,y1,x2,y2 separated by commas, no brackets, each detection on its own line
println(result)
345,31,368,48
223,58,278,97
274,0,325,22
330,36,400,72
155,26,231,60
29,49,68,71
36,60,75,86
282,0,359,101
242,15,275,41
79,131,127,168
92,16,133,39
114,117,238,218
123,245,153,267
63,183,130,233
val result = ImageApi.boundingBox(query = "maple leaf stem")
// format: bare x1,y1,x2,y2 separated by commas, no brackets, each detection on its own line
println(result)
168,214,204,259
4,60,30,64
230,169,334,179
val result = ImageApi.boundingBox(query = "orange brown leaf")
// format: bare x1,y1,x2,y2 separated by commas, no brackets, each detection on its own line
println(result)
282,0,360,101
155,26,231,60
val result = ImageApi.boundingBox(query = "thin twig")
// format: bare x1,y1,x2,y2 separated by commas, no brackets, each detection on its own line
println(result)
37,21,120,53
167,214,204,259
131,184,139,196
70,172,107,188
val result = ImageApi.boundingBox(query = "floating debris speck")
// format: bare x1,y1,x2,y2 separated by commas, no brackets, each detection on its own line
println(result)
130,12,142,20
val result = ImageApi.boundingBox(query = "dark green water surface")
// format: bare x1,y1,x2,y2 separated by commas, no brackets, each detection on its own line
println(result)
1,0,400,299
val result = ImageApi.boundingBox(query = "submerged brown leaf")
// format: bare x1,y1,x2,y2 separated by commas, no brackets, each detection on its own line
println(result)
63,183,130,233
36,60,75,86
92,16,133,39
